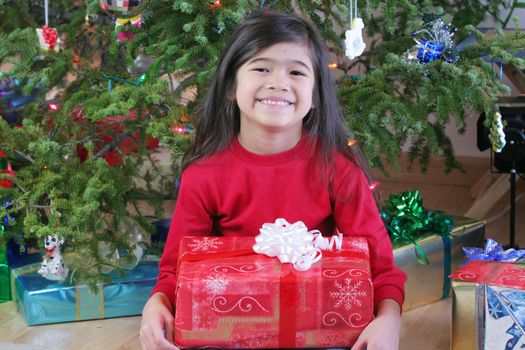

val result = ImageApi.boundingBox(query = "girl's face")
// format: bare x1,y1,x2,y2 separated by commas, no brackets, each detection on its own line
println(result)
234,42,315,140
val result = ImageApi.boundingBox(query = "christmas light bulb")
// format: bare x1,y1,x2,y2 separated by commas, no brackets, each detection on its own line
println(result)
369,181,380,190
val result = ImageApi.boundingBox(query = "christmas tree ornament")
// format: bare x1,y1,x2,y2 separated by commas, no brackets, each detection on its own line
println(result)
408,17,459,64
127,54,156,76
38,234,69,281
115,13,144,42
488,112,506,153
0,150,16,189
36,26,61,51
0,76,39,125
35,0,61,52
94,218,146,273
75,109,159,166
344,0,366,60
209,0,222,10
99,0,148,17
1,199,15,235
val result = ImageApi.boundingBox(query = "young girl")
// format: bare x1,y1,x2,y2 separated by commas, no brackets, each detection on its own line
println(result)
140,11,406,350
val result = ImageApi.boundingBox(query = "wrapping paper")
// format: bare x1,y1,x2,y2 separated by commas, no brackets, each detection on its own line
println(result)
0,246,8,303
451,260,525,349
174,236,373,349
11,261,158,326
394,216,485,310
5,239,41,269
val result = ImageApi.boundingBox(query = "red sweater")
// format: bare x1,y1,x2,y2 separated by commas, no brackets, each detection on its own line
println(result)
153,136,406,310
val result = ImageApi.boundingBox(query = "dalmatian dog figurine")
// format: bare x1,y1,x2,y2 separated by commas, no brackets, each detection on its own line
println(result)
38,234,69,281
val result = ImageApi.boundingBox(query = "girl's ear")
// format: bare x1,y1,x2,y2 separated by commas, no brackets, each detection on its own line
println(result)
226,82,237,101
226,90,236,101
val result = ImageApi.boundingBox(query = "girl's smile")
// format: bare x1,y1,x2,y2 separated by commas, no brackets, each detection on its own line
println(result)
234,41,315,154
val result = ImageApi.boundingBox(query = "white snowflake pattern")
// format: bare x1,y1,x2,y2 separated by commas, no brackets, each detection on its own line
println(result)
348,239,368,253
203,273,230,300
329,278,367,310
188,237,223,251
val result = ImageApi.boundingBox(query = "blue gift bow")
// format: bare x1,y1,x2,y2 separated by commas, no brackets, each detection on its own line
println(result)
462,238,525,265
416,38,445,62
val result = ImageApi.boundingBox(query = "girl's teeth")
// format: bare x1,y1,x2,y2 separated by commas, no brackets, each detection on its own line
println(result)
260,99,290,106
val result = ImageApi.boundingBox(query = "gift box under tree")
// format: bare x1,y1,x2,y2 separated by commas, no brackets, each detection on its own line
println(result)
1,240,42,304
382,191,485,310
174,229,374,349
0,149,16,303
450,260,525,350
0,246,8,303
11,259,158,326
393,216,485,310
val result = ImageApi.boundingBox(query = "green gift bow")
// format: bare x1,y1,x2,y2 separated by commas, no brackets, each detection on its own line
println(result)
380,190,454,265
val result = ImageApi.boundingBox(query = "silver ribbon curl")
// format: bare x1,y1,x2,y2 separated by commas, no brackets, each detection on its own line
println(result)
252,218,343,271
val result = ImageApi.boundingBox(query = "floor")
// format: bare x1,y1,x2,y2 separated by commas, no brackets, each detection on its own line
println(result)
0,153,524,350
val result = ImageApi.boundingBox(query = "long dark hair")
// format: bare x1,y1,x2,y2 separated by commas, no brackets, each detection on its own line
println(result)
183,11,372,187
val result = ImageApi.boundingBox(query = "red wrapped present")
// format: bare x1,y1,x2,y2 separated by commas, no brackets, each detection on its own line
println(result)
174,231,373,349
74,109,159,166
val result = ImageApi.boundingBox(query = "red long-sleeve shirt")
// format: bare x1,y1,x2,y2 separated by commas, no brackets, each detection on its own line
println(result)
152,135,406,310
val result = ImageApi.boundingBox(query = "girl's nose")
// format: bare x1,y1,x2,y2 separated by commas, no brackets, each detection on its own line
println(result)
265,72,289,91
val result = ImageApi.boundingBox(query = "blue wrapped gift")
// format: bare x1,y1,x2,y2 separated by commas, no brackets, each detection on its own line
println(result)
11,260,159,325
6,238,42,269
416,39,444,63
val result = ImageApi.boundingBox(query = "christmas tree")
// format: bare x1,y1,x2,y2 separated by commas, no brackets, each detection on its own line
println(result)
1,0,524,286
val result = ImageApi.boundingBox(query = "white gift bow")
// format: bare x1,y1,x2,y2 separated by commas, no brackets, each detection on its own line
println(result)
252,218,343,271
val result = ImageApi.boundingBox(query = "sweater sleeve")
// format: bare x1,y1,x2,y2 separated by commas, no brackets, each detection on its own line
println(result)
332,162,406,311
151,166,214,307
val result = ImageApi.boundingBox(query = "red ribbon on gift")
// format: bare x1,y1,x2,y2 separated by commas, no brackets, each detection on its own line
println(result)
41,25,58,51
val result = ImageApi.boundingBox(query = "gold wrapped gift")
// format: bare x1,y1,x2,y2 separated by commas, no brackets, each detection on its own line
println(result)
394,216,485,310
451,261,525,350
451,280,480,350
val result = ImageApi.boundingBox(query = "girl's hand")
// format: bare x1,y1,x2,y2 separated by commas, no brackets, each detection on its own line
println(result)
139,292,179,350
352,299,402,350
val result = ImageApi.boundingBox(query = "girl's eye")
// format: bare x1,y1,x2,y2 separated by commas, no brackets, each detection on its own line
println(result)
290,70,306,76
253,68,269,73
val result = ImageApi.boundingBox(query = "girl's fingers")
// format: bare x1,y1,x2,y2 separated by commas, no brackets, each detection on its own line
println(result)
154,323,178,350
164,317,174,343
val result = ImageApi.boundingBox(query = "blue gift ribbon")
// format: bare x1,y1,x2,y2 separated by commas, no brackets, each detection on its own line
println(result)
441,234,452,299
462,238,525,264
